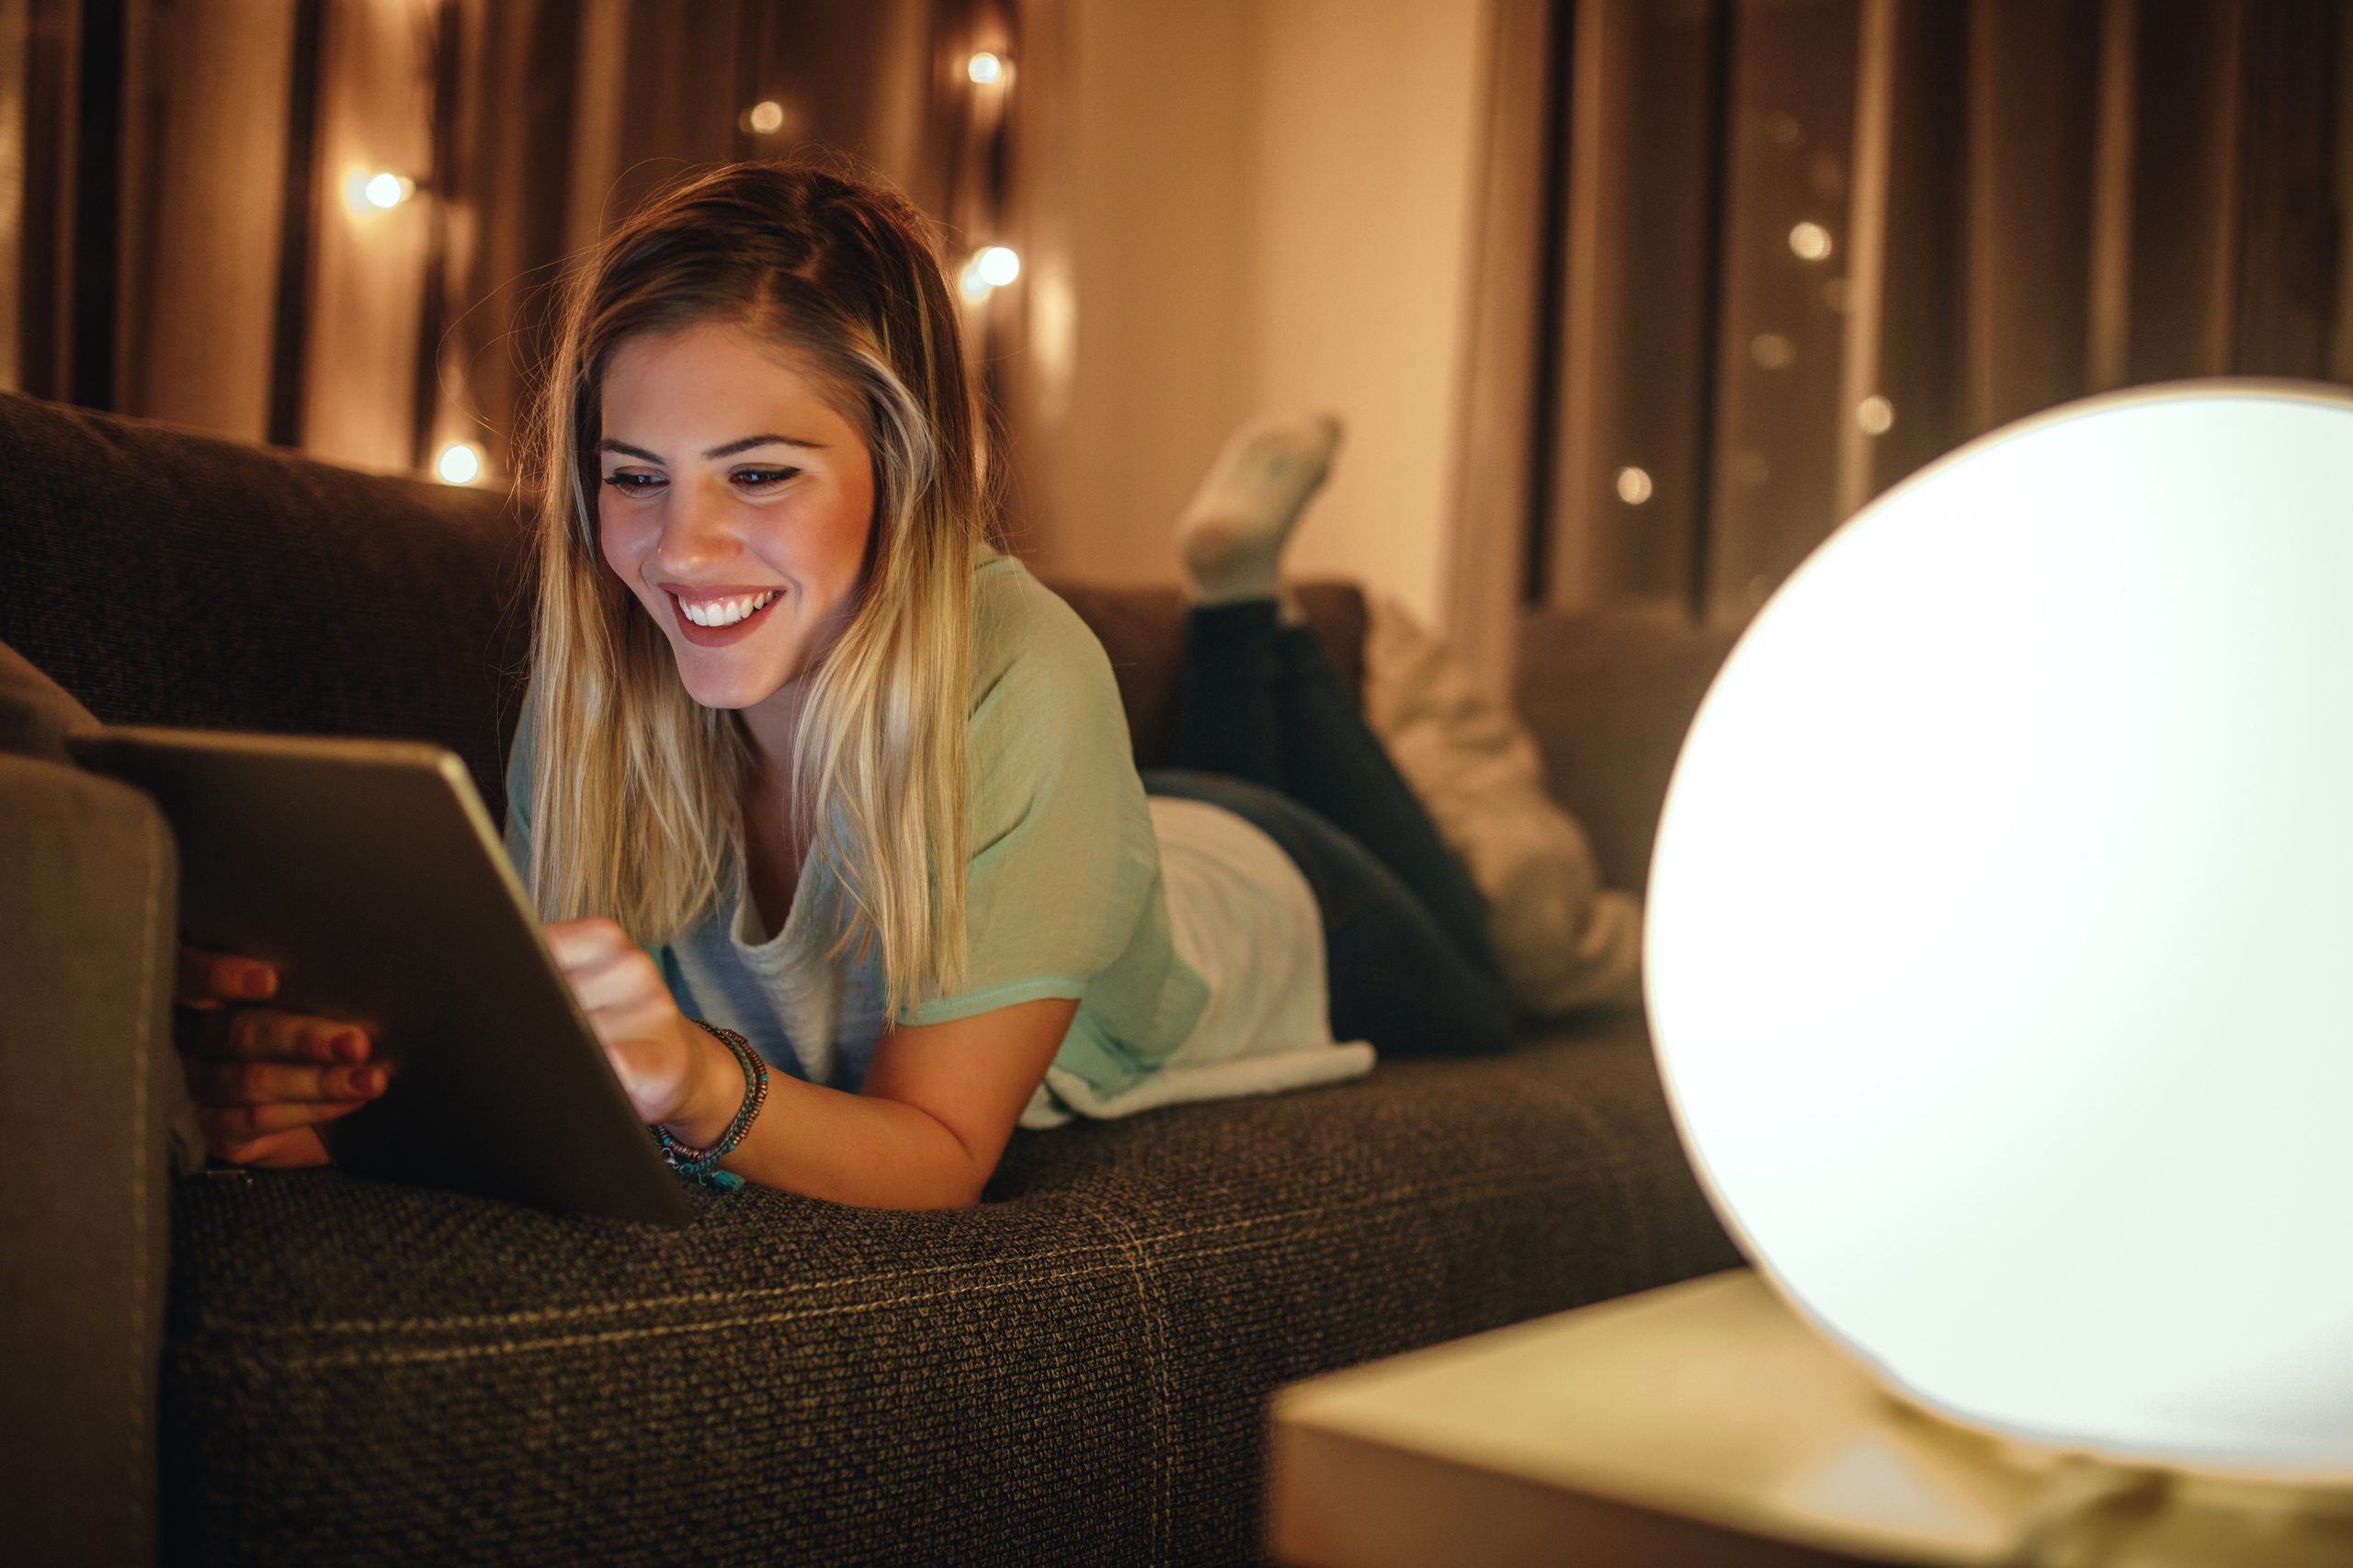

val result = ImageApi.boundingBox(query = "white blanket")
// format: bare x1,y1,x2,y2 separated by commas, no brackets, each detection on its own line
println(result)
1019,795,1375,1127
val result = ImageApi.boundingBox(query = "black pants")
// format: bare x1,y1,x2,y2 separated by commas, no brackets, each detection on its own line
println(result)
1142,599,1514,1057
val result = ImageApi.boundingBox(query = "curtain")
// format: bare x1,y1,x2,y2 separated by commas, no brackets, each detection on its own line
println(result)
1456,0,2348,650
6,0,1020,489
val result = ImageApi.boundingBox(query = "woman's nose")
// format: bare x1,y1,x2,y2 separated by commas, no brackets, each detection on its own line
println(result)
651,476,742,575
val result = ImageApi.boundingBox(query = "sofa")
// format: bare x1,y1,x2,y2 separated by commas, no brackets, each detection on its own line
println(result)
0,388,1746,1566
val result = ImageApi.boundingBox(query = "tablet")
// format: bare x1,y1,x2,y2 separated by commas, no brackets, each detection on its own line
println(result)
71,725,695,1227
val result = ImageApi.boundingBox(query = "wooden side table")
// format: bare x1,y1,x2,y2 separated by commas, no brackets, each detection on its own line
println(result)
1267,1269,2353,1567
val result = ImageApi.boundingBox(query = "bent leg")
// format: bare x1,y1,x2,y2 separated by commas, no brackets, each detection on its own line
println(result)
1172,600,1284,788
1143,769,1513,1058
1170,599,1501,980
1269,622,1500,979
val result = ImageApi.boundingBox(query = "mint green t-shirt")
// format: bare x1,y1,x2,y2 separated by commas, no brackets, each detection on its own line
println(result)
503,549,1211,1101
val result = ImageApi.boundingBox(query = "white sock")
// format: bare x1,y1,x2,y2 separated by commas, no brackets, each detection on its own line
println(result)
1177,413,1344,605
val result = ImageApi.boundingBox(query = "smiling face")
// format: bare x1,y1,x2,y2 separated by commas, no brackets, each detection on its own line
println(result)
596,319,877,734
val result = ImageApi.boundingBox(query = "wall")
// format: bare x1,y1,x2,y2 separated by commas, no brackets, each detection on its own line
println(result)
1035,0,1490,629
1247,0,1487,625
1030,0,1258,579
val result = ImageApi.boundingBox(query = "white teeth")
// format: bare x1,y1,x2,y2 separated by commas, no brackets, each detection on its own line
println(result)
680,590,778,628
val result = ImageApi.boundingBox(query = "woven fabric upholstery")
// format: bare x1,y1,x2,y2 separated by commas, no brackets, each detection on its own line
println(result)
1,758,178,1566
0,392,537,818
164,1012,1736,1567
1513,607,1746,895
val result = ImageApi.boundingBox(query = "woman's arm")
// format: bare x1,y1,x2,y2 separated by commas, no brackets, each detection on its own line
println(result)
549,918,1074,1210
684,999,1075,1210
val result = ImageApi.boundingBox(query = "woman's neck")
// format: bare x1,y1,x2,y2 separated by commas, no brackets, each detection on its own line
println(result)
739,703,810,938
739,676,811,775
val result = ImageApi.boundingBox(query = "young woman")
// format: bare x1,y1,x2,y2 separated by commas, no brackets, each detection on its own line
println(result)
174,161,1511,1208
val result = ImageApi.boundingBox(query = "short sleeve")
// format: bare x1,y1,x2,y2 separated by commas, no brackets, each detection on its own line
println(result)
895,572,1162,1026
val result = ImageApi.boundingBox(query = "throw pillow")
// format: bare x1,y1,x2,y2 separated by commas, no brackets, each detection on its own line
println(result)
1361,597,1644,1016
0,638,100,762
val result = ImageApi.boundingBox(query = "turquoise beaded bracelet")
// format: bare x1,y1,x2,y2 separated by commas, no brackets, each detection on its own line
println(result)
651,1019,769,1194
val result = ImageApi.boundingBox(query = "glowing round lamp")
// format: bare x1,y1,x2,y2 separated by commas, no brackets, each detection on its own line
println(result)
1645,380,2353,1484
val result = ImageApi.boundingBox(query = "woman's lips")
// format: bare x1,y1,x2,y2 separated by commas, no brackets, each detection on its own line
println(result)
669,589,783,648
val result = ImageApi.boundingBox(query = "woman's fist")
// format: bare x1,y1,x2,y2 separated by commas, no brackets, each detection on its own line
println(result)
543,918,734,1136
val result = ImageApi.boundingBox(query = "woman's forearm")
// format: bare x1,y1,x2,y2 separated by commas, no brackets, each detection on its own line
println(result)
676,1058,988,1210
657,997,1078,1210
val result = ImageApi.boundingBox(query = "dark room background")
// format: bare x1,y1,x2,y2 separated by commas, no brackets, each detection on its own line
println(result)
7,0,2349,686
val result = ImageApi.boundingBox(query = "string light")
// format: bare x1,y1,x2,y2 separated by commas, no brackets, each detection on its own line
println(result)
967,51,1006,84
1789,221,1834,261
742,100,786,135
347,171,417,212
436,442,483,485
1856,396,1895,436
1616,466,1654,506
974,245,1020,286
961,246,1021,302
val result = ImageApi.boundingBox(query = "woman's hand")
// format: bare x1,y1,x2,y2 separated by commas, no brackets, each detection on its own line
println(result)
544,918,736,1137
174,948,391,1168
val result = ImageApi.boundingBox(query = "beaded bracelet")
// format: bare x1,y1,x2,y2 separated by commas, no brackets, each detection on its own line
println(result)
650,1019,769,1194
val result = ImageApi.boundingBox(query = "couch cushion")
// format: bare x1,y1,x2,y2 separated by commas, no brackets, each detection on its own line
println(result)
161,1012,1736,1566
1513,608,1745,894
0,392,536,816
0,756,181,1567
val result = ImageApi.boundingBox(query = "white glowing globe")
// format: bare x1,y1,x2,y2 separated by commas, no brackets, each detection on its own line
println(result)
1646,380,2353,1483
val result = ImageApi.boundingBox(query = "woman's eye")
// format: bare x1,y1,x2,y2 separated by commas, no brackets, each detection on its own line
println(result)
603,472,664,494
733,467,801,489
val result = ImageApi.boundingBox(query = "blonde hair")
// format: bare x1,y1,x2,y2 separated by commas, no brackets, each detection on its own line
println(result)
520,161,988,1017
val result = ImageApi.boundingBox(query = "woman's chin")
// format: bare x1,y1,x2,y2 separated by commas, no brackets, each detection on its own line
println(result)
673,642,823,710
672,662,784,711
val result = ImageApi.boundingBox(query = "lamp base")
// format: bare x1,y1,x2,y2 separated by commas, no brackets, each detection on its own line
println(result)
1269,1269,2353,1567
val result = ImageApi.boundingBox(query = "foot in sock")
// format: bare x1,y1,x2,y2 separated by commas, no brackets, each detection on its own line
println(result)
1177,413,1344,606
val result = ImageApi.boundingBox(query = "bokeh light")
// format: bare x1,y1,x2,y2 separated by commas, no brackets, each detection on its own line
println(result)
975,245,1021,287
435,442,483,485
362,172,414,210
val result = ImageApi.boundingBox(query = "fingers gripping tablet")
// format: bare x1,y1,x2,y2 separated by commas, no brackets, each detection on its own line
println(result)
73,725,693,1225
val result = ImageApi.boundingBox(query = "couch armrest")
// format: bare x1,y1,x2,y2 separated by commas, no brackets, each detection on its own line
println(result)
1512,608,1744,895
0,754,180,1566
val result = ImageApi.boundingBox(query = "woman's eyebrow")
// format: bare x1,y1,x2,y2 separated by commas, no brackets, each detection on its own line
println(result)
599,434,828,462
